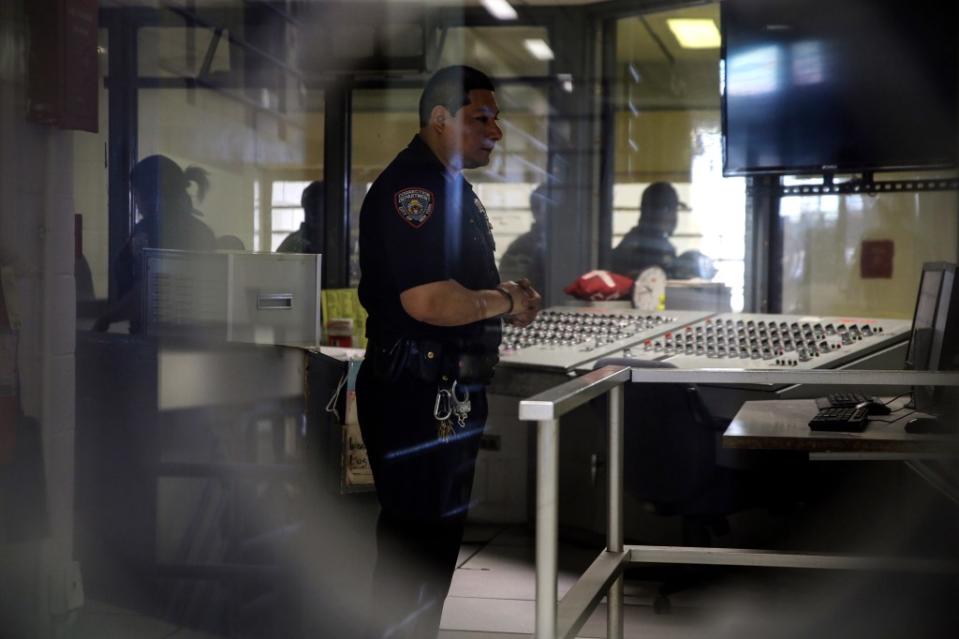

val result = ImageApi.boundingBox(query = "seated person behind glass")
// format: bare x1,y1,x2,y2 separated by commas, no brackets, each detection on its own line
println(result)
611,181,716,281
94,154,216,332
611,181,683,279
498,183,548,293
277,180,323,253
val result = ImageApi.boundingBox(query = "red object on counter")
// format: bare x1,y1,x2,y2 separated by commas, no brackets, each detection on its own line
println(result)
564,270,634,301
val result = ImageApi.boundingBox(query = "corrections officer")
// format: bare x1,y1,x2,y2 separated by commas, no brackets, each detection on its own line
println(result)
356,65,542,638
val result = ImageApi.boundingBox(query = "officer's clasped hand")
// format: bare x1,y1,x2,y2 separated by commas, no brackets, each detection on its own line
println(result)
501,278,542,328
497,280,527,315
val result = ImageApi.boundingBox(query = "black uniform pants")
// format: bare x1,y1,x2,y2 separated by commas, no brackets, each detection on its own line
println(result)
355,359,488,639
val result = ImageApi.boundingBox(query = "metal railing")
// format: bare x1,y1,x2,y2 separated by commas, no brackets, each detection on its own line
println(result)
518,366,959,639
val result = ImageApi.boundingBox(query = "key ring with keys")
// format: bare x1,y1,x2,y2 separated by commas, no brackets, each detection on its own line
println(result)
433,387,453,421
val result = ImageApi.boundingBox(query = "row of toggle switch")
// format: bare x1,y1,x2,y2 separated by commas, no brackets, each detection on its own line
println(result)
655,317,888,363
501,310,675,352
499,309,900,370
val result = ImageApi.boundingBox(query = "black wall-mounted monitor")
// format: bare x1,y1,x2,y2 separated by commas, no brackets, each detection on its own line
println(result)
721,0,958,176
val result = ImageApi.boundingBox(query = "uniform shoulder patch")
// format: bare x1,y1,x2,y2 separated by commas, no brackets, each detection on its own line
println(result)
394,187,435,228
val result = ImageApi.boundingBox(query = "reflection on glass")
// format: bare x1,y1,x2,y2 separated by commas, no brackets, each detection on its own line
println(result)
780,186,959,317
727,46,781,96
613,3,746,310
666,19,721,49
523,38,554,61
791,40,824,86
438,26,551,77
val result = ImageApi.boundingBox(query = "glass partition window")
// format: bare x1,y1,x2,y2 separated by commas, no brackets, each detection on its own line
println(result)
138,26,232,78
467,81,549,278
269,180,311,251
135,10,323,258
445,28,551,289
350,87,421,285
437,26,552,78
780,173,959,318
612,3,746,311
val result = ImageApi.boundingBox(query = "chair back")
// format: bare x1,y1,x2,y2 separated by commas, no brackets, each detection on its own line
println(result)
593,358,717,506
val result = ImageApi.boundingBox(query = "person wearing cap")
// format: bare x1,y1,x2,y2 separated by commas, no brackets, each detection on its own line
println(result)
610,181,689,280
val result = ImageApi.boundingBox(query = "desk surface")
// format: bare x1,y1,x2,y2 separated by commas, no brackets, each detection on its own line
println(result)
723,398,958,454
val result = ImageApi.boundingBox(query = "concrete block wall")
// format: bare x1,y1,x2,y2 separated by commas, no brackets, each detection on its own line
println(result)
71,64,109,299
0,1,78,637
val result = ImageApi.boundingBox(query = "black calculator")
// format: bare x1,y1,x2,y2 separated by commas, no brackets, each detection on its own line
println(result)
808,405,870,431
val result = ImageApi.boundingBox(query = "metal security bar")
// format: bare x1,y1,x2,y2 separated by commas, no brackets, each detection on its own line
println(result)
518,365,631,639
517,367,959,639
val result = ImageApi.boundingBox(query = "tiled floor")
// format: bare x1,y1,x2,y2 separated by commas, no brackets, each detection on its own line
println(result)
440,525,762,639
439,524,958,639
70,520,957,639
72,522,748,639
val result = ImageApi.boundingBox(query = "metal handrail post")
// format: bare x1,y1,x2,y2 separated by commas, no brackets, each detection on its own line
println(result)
535,418,560,639
517,365,959,639
607,385,625,639
520,366,631,639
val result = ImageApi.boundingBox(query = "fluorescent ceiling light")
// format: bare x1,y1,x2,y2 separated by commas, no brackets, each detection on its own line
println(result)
524,38,554,61
667,19,721,49
481,0,518,21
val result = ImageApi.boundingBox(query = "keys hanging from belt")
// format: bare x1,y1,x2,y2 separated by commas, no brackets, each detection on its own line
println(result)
434,379,471,440
434,385,453,440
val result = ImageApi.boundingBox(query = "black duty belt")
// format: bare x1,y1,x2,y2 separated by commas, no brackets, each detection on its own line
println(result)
367,337,498,386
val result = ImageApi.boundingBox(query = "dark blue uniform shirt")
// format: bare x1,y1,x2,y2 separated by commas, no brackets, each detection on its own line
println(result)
358,134,501,349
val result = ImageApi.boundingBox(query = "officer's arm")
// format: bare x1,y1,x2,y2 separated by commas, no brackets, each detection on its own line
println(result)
400,280,527,327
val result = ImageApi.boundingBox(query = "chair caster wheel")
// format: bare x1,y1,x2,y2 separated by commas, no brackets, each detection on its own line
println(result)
653,594,672,614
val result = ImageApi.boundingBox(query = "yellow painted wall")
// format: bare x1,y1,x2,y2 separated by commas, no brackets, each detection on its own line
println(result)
781,188,959,318
614,110,722,182
350,111,548,183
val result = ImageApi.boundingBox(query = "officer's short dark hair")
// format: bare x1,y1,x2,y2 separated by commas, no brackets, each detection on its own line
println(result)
418,65,496,128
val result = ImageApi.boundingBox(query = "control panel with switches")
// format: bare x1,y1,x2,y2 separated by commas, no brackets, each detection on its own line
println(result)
498,306,712,372
499,308,912,373
659,313,911,370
